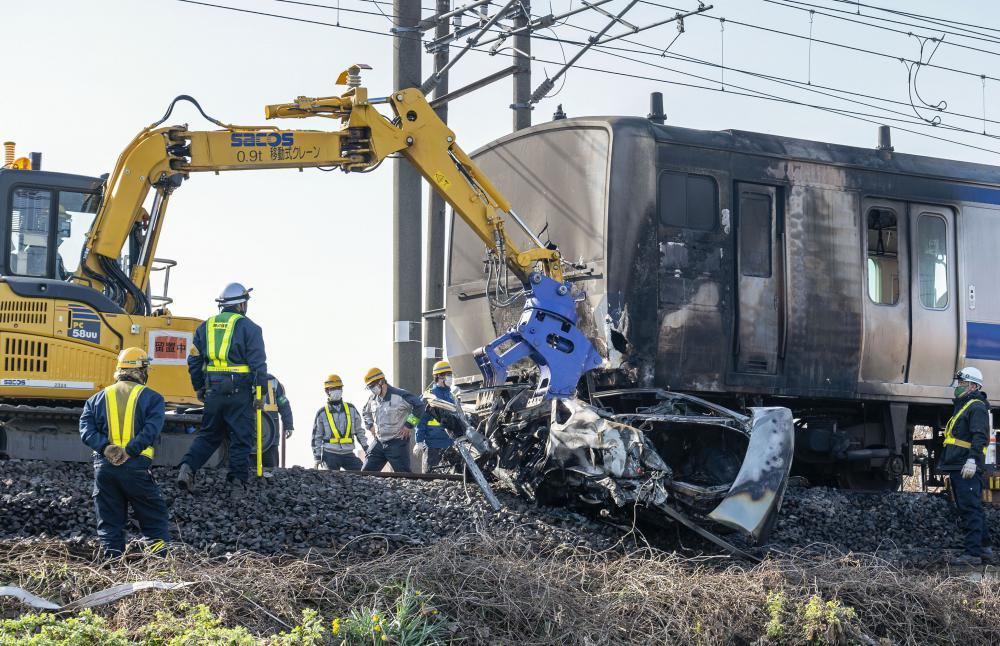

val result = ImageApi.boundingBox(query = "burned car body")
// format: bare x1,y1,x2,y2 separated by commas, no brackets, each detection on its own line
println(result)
425,388,793,549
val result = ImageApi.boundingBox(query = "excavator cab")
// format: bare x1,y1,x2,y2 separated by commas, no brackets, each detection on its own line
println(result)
0,165,103,285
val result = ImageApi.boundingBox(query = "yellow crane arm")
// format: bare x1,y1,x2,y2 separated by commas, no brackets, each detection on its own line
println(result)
77,80,561,315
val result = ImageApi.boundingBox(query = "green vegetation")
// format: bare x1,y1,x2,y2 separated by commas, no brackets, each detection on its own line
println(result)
1,582,448,646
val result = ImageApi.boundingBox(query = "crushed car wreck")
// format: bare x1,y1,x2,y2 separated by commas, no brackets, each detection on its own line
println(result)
424,387,794,557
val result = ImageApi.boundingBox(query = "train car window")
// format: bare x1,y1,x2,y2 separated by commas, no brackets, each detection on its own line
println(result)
658,172,717,231
917,213,949,309
866,208,899,305
8,187,53,277
739,190,772,277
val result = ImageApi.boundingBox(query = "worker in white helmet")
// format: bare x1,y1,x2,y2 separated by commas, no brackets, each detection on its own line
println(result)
178,282,268,492
938,366,993,565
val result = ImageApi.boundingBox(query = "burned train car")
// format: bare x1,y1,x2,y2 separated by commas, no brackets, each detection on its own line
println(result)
446,116,1000,489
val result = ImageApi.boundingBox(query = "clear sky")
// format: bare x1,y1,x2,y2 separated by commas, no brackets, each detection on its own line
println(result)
4,0,999,465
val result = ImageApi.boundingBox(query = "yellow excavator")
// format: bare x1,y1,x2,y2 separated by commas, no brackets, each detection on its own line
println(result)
1,65,794,548
0,64,601,463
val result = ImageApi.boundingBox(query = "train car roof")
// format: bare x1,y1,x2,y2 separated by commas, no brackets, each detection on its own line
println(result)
474,116,1000,187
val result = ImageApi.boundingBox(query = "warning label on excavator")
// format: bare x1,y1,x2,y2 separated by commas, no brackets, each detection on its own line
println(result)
66,304,101,344
433,171,451,190
148,331,192,365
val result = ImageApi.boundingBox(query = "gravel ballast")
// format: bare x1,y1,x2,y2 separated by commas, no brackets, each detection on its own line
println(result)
3,460,999,560
0,460,618,555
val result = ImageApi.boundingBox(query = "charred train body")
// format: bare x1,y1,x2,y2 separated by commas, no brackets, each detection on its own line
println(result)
447,117,1000,490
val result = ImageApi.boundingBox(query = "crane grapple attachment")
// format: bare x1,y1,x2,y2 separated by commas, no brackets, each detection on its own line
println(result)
474,272,603,399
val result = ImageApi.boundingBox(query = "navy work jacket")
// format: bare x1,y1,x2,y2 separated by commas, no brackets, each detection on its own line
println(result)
416,384,457,449
938,390,991,471
79,383,165,466
187,308,268,391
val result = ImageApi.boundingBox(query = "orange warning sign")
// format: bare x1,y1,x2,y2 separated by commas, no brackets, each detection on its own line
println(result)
148,331,192,365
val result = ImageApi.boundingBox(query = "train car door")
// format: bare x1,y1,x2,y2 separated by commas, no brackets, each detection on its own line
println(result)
907,204,958,385
860,199,909,383
734,182,784,374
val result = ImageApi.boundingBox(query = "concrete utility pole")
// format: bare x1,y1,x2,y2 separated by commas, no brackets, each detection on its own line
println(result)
393,0,423,397
512,0,532,131
423,0,451,386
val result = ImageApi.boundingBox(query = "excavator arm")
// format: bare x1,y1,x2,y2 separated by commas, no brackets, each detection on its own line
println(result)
75,66,602,398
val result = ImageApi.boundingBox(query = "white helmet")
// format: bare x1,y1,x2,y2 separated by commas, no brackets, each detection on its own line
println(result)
216,282,253,307
955,366,985,387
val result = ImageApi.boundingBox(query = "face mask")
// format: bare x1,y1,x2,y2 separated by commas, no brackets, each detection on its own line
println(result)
443,376,454,388
327,390,342,402
368,384,381,397
955,385,970,399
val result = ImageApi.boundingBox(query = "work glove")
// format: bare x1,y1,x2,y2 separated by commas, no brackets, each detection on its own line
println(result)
284,427,293,440
315,461,329,470
961,458,977,479
252,398,264,411
400,425,412,441
195,387,206,403
103,444,128,466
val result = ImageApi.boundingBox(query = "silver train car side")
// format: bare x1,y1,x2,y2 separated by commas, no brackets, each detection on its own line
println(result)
446,116,1000,489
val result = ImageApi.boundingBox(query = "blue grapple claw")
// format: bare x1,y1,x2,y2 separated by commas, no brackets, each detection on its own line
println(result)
473,272,603,399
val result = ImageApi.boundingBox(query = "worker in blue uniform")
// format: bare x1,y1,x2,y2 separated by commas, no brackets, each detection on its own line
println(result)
938,366,994,566
416,359,457,473
177,282,268,491
262,373,294,474
79,347,169,557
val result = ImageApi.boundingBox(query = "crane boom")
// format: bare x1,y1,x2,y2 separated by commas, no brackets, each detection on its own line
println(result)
74,67,602,398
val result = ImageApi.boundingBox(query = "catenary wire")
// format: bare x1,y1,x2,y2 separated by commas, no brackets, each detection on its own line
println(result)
637,0,1000,84
171,0,1000,156
773,0,1000,53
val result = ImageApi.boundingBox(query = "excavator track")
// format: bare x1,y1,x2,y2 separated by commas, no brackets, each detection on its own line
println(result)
0,403,205,465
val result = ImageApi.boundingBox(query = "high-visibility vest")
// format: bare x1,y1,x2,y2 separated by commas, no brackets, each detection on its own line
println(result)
944,398,988,454
104,383,153,459
422,388,446,428
324,403,354,444
205,312,250,373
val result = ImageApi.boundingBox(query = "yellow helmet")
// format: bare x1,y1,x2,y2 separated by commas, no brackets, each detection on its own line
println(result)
324,374,343,390
364,367,385,385
432,359,452,376
116,347,150,370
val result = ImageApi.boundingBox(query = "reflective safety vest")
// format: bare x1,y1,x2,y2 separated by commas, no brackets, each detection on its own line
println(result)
104,382,153,459
324,403,353,444
944,398,988,454
205,312,250,373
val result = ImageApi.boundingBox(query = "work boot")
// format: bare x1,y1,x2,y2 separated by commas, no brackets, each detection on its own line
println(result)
981,547,996,564
176,463,195,493
950,553,982,567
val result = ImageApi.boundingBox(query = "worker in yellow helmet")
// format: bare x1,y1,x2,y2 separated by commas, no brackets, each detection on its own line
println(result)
311,374,367,470
360,367,425,472
415,360,458,473
78,348,169,557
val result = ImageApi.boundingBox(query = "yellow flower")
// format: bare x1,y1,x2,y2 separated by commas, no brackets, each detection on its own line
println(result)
374,625,382,633
331,618,341,635
372,613,380,622
381,636,388,642
432,609,439,615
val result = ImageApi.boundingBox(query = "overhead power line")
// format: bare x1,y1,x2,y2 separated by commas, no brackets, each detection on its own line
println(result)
638,0,1000,84
765,0,1000,58
174,0,401,37
170,0,1000,157
828,0,1000,40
